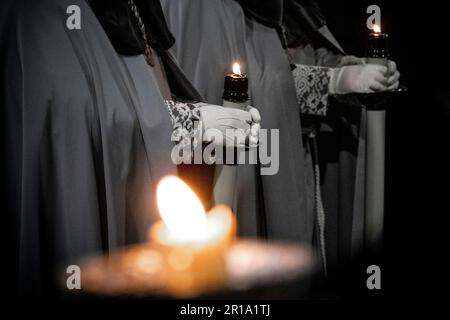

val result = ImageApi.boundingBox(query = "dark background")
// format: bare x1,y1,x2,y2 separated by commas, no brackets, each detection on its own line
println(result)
320,0,449,298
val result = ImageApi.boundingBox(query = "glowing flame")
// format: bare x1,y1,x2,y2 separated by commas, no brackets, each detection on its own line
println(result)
156,176,207,242
372,24,381,33
232,62,241,75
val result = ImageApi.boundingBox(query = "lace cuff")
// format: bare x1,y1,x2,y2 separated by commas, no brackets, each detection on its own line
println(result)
292,65,332,117
165,100,201,140
165,100,202,161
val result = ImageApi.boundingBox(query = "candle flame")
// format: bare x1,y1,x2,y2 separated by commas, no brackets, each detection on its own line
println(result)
372,24,381,33
232,62,241,75
156,176,207,242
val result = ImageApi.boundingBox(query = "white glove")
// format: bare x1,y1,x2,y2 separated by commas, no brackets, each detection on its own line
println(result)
198,104,260,147
246,105,261,146
329,64,390,95
336,56,401,91
386,60,400,90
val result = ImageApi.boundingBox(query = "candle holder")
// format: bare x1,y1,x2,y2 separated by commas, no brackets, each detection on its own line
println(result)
367,30,389,66
77,239,313,299
222,74,249,103
222,62,250,107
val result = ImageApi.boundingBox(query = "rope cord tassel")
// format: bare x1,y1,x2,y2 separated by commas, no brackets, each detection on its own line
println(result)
128,0,155,66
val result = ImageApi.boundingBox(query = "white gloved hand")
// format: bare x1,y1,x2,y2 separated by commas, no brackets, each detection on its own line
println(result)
198,104,260,147
338,57,401,90
329,64,389,95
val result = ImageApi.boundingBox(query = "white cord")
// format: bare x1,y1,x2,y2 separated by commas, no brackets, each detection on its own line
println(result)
310,134,327,277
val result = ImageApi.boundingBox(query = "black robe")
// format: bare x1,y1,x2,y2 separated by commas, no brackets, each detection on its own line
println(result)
1,0,202,297
283,0,367,273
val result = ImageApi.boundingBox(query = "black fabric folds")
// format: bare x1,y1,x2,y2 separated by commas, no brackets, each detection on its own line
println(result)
233,0,327,48
234,0,284,29
89,0,175,55
283,0,326,48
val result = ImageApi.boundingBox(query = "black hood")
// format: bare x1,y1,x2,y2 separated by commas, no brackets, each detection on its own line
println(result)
89,0,175,55
282,0,326,48
234,0,327,48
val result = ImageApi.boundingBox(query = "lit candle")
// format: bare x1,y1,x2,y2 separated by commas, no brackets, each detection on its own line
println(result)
367,24,389,66
149,176,236,296
79,176,313,298
222,62,249,104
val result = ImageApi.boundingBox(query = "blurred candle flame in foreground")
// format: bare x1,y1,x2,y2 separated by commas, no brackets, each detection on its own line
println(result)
232,62,241,75
372,24,381,33
156,176,207,242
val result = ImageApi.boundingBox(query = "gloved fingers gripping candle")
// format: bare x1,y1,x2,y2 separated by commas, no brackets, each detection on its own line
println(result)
245,105,261,146
198,104,259,147
387,60,397,73
330,24,400,95
249,122,260,146
387,74,400,90
328,64,389,95
386,61,400,90
195,62,260,148
246,105,261,122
